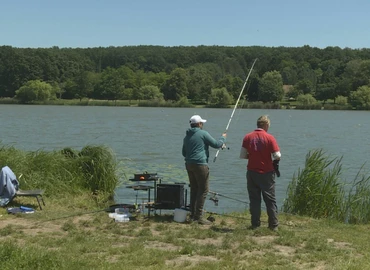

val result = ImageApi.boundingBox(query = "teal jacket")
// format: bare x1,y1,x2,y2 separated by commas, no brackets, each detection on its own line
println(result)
182,127,226,165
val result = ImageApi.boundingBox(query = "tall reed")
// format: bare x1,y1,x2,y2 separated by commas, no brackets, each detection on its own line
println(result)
343,167,370,224
283,149,370,224
77,145,119,197
0,144,120,203
282,149,345,220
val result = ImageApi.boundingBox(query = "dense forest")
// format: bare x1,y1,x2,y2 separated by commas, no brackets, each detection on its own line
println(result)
1,45,370,108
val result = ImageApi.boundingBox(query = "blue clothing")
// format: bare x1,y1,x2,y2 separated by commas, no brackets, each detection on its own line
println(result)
0,166,19,206
182,127,226,165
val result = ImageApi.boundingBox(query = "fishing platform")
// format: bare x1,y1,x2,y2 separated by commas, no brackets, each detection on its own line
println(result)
125,172,188,217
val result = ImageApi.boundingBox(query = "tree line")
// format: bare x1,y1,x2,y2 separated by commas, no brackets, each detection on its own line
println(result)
1,45,370,108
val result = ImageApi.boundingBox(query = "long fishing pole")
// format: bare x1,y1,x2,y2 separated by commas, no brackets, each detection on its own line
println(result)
209,190,249,205
213,58,258,162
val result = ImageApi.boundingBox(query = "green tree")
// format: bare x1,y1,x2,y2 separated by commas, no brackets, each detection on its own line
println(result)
319,59,341,84
96,67,125,101
246,74,260,102
295,79,314,95
281,65,298,85
161,68,189,101
286,86,302,99
296,62,317,93
349,86,370,110
145,71,169,88
315,83,336,104
73,71,97,101
122,88,134,101
258,71,284,102
137,85,163,100
15,80,55,103
335,78,352,98
216,74,244,100
208,87,233,108
187,65,213,101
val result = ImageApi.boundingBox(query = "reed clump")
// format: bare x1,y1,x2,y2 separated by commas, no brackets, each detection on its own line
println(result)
282,149,370,224
0,144,120,205
78,145,119,197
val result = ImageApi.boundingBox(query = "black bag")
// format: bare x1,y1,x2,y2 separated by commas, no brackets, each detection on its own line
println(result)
273,160,280,177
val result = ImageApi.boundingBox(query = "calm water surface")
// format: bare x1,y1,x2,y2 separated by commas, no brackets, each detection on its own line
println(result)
1,105,369,213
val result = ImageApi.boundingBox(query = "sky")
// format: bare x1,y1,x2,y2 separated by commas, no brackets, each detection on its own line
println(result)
1,0,369,49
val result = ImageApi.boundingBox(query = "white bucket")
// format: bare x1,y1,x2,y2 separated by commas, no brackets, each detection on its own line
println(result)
115,214,130,223
173,208,187,223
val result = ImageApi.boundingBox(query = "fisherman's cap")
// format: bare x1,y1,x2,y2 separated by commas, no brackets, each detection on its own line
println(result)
189,115,207,124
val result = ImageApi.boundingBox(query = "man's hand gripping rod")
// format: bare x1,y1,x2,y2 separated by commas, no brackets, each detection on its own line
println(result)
213,58,257,163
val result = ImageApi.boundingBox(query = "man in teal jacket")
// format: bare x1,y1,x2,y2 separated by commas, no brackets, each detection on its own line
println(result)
182,115,226,225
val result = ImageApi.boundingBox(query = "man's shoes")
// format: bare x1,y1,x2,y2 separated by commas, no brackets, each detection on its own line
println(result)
247,225,260,230
197,218,213,225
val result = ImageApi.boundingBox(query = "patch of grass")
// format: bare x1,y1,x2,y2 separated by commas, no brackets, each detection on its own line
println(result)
283,149,370,224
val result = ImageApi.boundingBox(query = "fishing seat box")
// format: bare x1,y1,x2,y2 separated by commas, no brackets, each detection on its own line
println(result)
156,184,185,209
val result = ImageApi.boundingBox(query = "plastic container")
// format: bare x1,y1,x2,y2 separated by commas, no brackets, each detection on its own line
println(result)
115,207,131,217
173,208,187,223
115,214,130,222
115,208,125,214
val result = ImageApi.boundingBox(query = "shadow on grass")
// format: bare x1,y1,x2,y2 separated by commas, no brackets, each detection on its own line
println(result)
211,226,235,233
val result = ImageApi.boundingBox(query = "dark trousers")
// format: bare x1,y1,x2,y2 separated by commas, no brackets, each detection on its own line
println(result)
185,163,209,220
247,170,278,228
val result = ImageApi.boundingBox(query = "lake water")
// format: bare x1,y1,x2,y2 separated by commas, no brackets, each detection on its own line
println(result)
1,104,369,214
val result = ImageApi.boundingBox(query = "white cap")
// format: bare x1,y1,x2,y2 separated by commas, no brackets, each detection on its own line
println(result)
189,115,207,124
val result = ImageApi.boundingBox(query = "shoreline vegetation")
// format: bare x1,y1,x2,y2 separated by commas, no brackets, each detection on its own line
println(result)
0,97,354,110
1,146,370,269
2,45,370,111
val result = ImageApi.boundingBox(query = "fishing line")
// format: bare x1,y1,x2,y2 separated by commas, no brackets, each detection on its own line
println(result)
213,58,258,163
233,80,252,132
233,63,253,126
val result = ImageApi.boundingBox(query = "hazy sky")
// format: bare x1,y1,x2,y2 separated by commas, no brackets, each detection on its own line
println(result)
1,0,369,49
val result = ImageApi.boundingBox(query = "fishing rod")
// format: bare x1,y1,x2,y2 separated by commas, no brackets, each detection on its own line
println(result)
213,58,258,163
208,190,249,206
203,209,251,221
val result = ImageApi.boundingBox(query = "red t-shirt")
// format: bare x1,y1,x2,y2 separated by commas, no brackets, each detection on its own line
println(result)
242,129,280,173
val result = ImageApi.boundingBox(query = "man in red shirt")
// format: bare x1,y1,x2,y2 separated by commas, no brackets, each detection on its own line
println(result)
240,115,281,231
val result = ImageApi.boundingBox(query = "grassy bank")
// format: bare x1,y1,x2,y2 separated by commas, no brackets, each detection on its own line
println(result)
0,144,121,209
1,146,370,269
1,209,370,269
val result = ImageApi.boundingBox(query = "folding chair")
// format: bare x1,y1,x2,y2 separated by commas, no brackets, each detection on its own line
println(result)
15,189,46,210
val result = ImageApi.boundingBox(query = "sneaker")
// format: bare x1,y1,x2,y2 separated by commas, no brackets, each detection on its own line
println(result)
197,218,213,225
247,225,259,230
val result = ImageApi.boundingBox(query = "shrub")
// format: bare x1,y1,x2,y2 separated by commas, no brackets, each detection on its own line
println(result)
15,80,55,103
335,95,348,105
296,94,317,106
